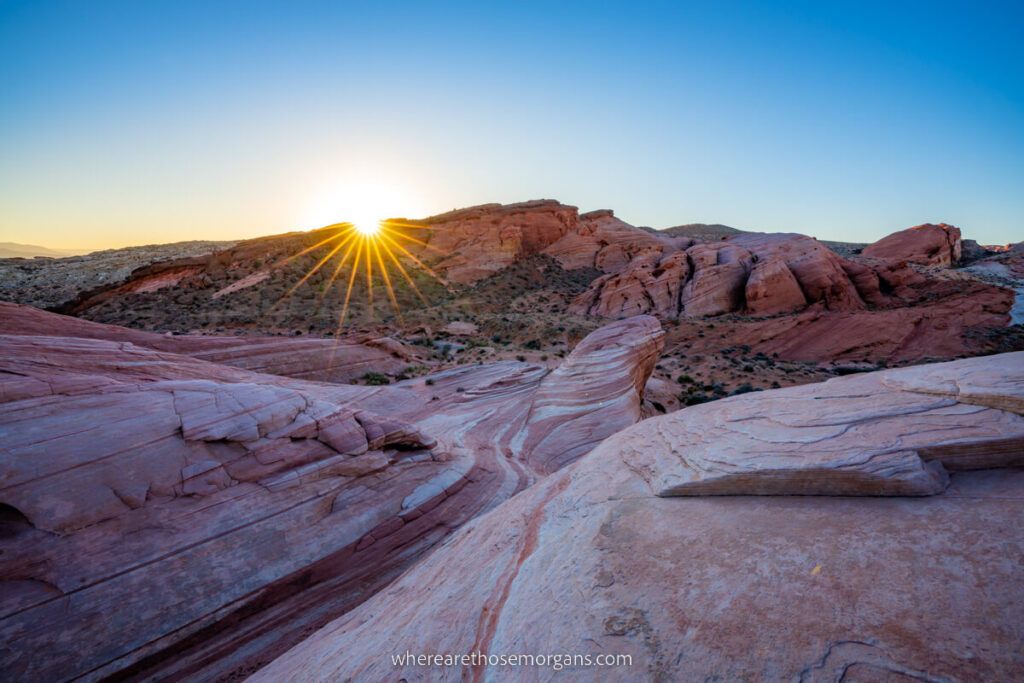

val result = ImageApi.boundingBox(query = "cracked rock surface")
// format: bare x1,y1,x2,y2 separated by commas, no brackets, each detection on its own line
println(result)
255,352,1024,682
0,308,663,681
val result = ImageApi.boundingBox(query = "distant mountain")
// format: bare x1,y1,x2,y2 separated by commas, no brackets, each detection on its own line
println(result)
0,242,86,258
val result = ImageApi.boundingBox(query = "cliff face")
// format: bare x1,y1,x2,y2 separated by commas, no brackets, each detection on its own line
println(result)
253,353,1024,683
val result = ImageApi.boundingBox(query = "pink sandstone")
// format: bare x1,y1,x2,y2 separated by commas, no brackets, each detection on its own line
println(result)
254,352,1024,682
0,307,663,681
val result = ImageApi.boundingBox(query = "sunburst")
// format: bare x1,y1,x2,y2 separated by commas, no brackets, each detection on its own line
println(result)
269,217,447,335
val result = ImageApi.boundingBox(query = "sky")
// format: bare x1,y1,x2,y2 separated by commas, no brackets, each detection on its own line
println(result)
1,0,1022,251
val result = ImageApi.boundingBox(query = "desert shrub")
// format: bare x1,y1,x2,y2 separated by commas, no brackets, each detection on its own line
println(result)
361,372,390,385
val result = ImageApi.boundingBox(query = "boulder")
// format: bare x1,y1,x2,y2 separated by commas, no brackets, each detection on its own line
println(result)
570,252,689,318
572,232,868,318
517,316,664,473
744,258,806,315
863,223,962,266
543,209,673,273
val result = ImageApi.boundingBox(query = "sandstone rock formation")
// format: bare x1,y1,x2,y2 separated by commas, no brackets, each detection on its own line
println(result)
695,277,1014,363
2,204,1012,377
255,352,1024,682
517,316,663,473
402,203,683,284
0,308,663,681
399,200,580,284
639,356,1024,496
0,240,233,309
863,222,962,266
571,232,870,318
543,209,675,273
0,302,413,383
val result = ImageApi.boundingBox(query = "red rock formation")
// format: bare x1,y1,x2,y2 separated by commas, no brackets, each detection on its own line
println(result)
254,353,1024,682
732,232,866,310
744,257,806,314
518,316,663,473
398,200,580,283
660,275,1013,365
543,209,674,273
0,308,663,681
863,223,963,266
680,242,754,316
572,232,869,318
0,301,412,383
570,251,690,318
399,203,682,284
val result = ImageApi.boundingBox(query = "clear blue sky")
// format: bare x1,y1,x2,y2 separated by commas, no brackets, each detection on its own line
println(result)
1,0,1021,250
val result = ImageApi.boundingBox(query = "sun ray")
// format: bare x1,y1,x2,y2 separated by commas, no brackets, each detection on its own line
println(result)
336,236,366,332
379,237,429,305
267,201,452,335
316,232,362,307
377,231,449,287
365,234,374,320
269,229,355,313
276,224,351,266
379,224,444,253
371,238,402,321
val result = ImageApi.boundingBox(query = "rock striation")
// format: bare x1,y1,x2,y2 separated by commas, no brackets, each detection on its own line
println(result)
0,307,663,681
636,354,1024,496
517,315,663,473
0,301,413,383
255,352,1024,682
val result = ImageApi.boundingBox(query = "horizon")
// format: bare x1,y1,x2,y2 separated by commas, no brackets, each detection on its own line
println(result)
2,1,1023,251
0,201,1011,258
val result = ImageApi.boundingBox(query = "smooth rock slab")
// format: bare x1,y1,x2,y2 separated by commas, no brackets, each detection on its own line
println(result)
255,353,1024,683
629,353,1024,496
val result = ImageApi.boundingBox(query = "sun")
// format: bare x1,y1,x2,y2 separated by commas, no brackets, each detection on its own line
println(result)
282,177,446,332
353,218,382,236
300,179,425,236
